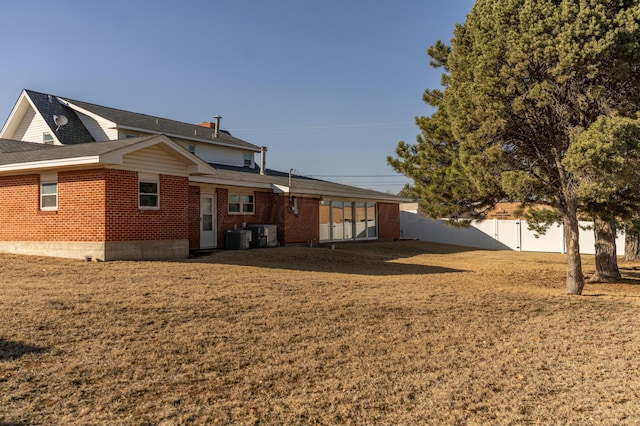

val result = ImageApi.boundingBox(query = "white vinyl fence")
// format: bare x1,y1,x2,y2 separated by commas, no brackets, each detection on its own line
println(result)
400,209,625,255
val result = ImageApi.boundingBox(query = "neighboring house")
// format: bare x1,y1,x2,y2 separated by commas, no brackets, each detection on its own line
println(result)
0,89,407,260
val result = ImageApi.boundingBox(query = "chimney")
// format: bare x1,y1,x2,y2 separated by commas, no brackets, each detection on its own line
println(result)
196,115,222,138
260,146,267,175
196,122,215,128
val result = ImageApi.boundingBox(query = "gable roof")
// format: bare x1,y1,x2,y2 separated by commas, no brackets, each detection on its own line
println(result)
1,89,261,152
25,90,96,145
57,95,261,152
0,135,216,176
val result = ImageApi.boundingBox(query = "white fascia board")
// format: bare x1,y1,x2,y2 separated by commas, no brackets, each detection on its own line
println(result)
272,184,407,203
0,156,101,173
0,90,29,138
272,184,290,193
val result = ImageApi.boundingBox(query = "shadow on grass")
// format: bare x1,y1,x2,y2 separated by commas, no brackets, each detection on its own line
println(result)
193,240,469,276
0,339,46,361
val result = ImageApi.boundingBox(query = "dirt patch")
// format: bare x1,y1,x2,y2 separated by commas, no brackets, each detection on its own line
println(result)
1,241,640,424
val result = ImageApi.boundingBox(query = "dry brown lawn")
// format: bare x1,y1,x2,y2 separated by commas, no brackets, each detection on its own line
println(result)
2,241,640,425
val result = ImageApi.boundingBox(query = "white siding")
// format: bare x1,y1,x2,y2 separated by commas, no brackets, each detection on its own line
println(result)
121,144,190,176
118,134,248,167
76,111,118,141
13,107,52,143
180,140,245,166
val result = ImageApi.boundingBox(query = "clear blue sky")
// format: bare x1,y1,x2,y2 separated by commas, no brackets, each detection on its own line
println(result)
0,0,475,193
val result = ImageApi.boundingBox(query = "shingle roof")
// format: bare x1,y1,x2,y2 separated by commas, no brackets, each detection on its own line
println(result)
0,136,155,165
0,139,57,153
0,138,407,202
25,90,96,145
209,163,409,203
58,96,261,151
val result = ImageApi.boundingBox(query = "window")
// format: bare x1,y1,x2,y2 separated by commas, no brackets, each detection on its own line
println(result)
139,174,159,209
40,173,58,210
319,199,377,241
243,153,252,167
43,133,54,145
188,144,196,154
228,193,254,214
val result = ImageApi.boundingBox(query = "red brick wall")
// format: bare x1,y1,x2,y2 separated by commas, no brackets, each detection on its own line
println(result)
216,189,283,247
188,186,201,249
0,170,107,242
377,202,400,240
283,196,320,244
105,170,189,242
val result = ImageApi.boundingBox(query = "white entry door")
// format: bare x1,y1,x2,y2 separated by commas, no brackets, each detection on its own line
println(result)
200,193,217,248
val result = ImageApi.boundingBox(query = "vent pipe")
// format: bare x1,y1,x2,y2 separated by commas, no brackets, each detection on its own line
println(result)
260,146,267,175
214,114,222,138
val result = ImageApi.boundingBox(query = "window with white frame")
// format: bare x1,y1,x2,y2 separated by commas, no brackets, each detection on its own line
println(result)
43,133,54,145
243,152,252,167
40,173,58,210
228,193,254,214
139,173,159,209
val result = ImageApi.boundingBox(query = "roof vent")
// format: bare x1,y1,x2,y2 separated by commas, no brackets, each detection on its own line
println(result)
214,115,222,138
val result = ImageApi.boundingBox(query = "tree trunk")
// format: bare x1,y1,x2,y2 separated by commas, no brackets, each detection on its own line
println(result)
563,202,584,295
624,228,640,261
590,217,621,282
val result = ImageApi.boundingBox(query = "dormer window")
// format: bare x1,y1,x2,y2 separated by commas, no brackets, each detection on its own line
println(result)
243,153,252,167
43,133,54,145
188,145,196,154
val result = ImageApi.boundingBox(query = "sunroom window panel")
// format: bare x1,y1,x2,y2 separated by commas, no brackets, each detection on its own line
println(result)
366,203,377,238
319,200,331,241
332,201,344,240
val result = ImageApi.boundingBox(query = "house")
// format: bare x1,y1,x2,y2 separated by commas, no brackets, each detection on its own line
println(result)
0,89,407,260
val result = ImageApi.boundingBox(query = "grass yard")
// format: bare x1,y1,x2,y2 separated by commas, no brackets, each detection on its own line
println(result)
2,240,640,424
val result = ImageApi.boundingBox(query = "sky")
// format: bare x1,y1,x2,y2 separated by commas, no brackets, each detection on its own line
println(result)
0,0,475,194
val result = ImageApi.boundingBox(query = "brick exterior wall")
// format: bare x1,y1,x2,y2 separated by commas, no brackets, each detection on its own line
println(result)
104,170,189,242
0,169,190,245
188,186,201,249
0,171,107,242
283,196,320,244
377,202,400,240
216,188,285,247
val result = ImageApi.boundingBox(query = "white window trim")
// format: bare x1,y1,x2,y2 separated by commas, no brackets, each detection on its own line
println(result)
228,192,255,215
243,152,253,167
43,133,55,145
40,172,58,211
139,173,160,210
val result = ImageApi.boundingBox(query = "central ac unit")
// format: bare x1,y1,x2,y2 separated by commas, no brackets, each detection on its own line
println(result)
225,230,251,250
246,224,277,247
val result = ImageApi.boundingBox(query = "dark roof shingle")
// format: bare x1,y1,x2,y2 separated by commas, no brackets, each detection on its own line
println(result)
25,90,96,145
0,136,155,165
59,96,261,151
